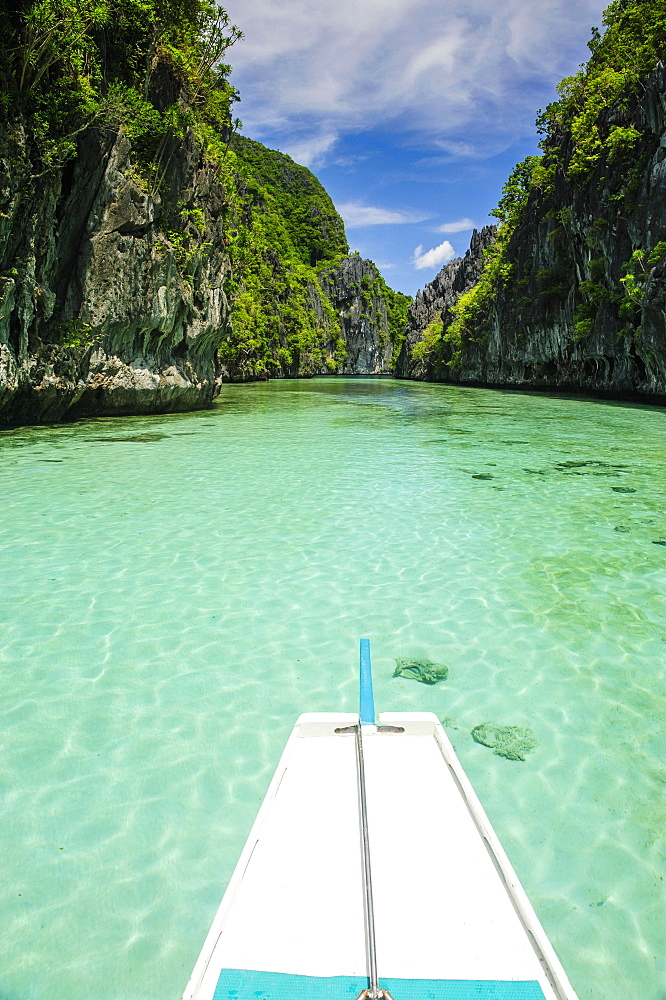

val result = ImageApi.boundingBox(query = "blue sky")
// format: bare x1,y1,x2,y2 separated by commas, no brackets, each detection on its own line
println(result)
221,0,609,297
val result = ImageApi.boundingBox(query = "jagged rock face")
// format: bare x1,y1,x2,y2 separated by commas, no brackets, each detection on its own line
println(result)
473,63,666,399
395,227,497,379
401,64,666,401
0,124,230,425
318,256,396,374
0,118,403,422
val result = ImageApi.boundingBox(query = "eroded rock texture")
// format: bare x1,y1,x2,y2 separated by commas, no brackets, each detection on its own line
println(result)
395,227,497,380
0,123,404,422
0,124,229,425
318,256,397,374
399,64,666,401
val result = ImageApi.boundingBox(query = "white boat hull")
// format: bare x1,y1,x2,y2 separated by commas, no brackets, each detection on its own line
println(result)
182,713,579,1000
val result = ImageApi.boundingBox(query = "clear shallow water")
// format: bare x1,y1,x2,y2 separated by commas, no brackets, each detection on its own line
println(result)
0,378,664,1000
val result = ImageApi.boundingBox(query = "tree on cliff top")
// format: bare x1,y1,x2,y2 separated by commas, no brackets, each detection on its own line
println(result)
536,0,666,176
0,0,242,171
232,136,349,267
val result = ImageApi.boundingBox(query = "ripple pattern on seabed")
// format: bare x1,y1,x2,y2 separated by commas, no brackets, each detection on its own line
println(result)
0,378,664,1000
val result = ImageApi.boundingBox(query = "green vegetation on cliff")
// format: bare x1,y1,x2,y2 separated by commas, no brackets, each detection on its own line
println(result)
221,136,350,380
221,138,408,380
412,0,666,378
374,273,411,368
0,0,242,174
537,0,666,179
1,2,408,395
232,136,348,267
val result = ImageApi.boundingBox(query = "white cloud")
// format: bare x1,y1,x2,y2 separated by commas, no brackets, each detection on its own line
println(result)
431,139,483,159
332,153,370,168
339,202,431,228
223,0,608,152
281,131,339,168
436,217,475,234
412,241,456,271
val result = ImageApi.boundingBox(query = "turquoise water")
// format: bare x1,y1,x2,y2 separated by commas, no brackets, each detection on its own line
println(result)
0,378,664,1000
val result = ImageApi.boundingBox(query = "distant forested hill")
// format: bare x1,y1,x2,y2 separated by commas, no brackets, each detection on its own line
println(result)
222,135,409,381
232,136,348,267
219,135,349,381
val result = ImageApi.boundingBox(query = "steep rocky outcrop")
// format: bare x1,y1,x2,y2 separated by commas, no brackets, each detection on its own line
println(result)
395,227,496,379
458,62,666,397
400,61,666,401
318,255,404,374
0,123,407,424
0,123,230,424
231,136,348,268
0,2,413,426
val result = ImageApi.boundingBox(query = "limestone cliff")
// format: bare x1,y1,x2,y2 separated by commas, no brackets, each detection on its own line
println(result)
0,0,249,425
395,227,496,380
400,4,666,402
0,120,406,425
318,255,409,375
0,6,407,426
0,123,230,424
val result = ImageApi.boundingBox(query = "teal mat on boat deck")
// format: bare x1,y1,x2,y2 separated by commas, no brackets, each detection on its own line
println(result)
213,969,547,999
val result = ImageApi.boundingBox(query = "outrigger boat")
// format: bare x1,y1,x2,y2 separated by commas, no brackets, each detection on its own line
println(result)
182,640,579,1000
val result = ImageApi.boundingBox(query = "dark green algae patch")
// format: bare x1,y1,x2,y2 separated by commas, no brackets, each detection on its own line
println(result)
85,432,171,443
471,723,538,761
393,657,449,684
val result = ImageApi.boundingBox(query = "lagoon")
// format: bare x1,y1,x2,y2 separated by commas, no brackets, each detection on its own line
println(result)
0,378,664,1000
